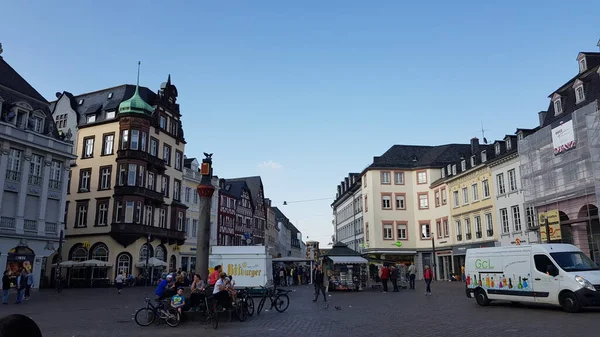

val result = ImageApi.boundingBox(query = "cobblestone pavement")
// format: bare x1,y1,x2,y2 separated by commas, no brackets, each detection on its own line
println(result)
1,281,599,337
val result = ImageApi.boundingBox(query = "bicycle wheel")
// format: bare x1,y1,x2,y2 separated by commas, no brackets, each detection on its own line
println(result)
134,308,156,326
256,296,266,316
164,308,181,327
274,294,290,313
236,301,248,322
209,311,219,329
245,295,255,316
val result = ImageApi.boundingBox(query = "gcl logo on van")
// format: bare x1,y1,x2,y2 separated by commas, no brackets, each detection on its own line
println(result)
475,259,494,269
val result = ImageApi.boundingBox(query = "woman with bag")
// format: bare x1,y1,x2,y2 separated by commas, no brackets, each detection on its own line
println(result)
423,265,433,296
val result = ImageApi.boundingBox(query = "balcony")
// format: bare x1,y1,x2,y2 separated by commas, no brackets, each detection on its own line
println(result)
456,235,462,241
486,229,494,237
0,217,15,230
117,150,165,172
45,222,58,236
110,222,186,247
466,233,472,240
114,185,164,204
48,179,61,190
24,220,37,233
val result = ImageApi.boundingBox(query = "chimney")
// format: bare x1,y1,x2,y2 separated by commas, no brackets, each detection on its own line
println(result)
337,185,341,195
470,137,480,155
538,111,547,127
219,178,226,189
264,198,271,207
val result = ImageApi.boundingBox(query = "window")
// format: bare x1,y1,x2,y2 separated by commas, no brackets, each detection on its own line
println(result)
75,201,89,227
121,130,129,150
82,137,94,158
175,151,183,170
495,143,501,155
137,166,145,187
394,172,404,185
106,110,116,119
525,206,536,229
192,219,198,237
554,98,562,115
507,169,517,192
512,206,522,232
482,180,490,198
436,221,442,238
380,172,391,184
417,171,427,184
455,220,462,240
185,218,190,233
28,154,43,186
102,133,114,155
471,183,479,201
150,138,158,156
453,190,459,208
420,223,431,239
496,173,506,195
115,201,123,223
185,187,191,203
418,193,429,209
470,156,476,167
441,188,447,205
396,223,407,240
159,115,167,129
128,164,137,186
381,195,392,209
96,199,109,226
395,194,405,210
178,212,184,231
117,164,126,186
441,168,445,178
435,190,440,207
383,223,393,240
163,144,171,165
461,160,466,171
506,139,512,151
574,85,585,104
86,115,96,123
49,160,62,189
55,114,68,128
144,205,153,226
159,209,166,228
517,132,523,141
173,179,181,200
162,175,169,196
364,196,368,212
534,254,558,276
579,58,587,72
130,130,139,150
443,219,449,237
462,187,469,204
485,213,493,236
465,218,472,239
6,148,22,182
474,216,482,238
481,151,487,163
147,172,155,190
99,166,111,190
117,254,130,276
193,191,198,204
79,168,91,192
30,115,44,133
125,201,134,223
135,201,142,223
141,132,147,152
500,208,509,233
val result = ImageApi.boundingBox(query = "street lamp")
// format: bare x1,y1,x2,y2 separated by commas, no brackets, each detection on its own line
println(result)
146,233,151,286
431,232,436,281
541,215,550,243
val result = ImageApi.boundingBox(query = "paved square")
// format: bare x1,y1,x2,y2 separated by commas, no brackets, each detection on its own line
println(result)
1,282,598,337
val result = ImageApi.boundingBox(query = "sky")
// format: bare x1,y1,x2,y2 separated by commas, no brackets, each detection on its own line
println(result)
1,1,599,246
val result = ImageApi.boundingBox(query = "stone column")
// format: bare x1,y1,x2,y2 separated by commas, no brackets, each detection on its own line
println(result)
0,143,10,206
195,154,215,281
37,154,52,236
16,148,33,234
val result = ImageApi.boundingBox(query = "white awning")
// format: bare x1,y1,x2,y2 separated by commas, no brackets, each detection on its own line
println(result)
328,256,368,264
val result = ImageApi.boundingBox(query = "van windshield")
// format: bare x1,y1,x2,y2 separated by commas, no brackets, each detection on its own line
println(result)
550,252,600,272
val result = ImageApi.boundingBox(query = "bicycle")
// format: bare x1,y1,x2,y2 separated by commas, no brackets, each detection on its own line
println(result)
256,285,290,315
187,291,218,329
237,287,255,316
134,295,181,327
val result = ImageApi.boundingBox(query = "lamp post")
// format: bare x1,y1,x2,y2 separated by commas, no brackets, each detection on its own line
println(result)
146,233,151,286
196,153,215,282
55,229,64,293
541,215,550,243
431,232,436,281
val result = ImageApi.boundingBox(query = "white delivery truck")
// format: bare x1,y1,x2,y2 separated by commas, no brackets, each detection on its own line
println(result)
465,244,600,312
209,246,273,289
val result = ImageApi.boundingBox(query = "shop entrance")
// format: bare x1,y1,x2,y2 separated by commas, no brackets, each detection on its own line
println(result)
6,246,35,288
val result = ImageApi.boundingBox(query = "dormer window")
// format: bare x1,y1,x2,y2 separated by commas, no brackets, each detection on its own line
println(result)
86,115,96,123
553,97,563,115
461,160,466,171
108,92,113,99
447,164,451,173
579,58,587,73
575,84,585,104
106,110,116,119
470,155,476,167
441,168,445,178
451,164,457,175
517,132,524,141
506,139,512,150
78,99,84,105
495,143,501,155
481,150,487,163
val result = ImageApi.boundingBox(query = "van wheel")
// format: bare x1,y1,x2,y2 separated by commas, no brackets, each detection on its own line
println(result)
475,290,490,306
560,292,581,313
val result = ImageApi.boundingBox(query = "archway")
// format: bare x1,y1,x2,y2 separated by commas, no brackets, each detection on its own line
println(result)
169,255,177,272
115,252,133,278
155,245,166,262
577,204,599,261
559,211,572,244
89,243,109,279
139,244,154,262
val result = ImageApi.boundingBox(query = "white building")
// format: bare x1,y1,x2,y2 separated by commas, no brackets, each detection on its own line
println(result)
488,134,539,247
273,207,291,257
0,54,75,289
332,173,364,253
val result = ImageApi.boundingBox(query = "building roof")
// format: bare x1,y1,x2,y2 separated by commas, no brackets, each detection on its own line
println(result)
225,176,263,210
0,56,47,102
118,85,154,115
183,157,197,169
223,180,253,209
324,242,361,256
365,143,472,172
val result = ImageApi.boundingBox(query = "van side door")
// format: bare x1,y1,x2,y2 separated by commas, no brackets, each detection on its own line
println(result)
532,254,561,304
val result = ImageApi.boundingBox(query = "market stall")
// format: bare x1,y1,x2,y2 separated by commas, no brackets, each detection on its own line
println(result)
323,242,368,291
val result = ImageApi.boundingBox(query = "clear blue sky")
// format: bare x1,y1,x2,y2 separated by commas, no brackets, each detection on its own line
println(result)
2,1,599,245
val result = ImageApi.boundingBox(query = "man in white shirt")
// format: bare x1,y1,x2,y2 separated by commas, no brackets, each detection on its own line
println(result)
115,272,125,294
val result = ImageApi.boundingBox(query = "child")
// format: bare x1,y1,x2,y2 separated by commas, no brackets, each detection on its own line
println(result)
171,287,185,314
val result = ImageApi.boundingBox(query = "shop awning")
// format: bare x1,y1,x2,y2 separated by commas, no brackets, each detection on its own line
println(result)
328,256,368,264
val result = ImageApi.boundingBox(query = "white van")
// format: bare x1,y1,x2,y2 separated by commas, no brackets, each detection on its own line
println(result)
465,244,600,312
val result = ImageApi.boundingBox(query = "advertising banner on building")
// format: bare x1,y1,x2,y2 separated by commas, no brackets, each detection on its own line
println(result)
539,209,562,241
551,117,576,155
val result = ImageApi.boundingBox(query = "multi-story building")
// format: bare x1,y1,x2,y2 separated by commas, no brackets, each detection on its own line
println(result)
519,50,600,261
289,223,302,258
264,198,279,257
443,138,498,275
332,173,364,252
223,180,253,246
51,75,187,284
0,54,76,289
488,132,539,247
273,207,291,257
217,178,236,246
179,157,219,272
360,143,471,277
305,241,320,261
225,177,266,245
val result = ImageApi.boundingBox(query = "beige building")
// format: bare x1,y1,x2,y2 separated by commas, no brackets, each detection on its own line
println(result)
360,144,470,279
50,76,187,286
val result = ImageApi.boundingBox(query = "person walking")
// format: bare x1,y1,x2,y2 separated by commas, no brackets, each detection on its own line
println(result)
115,272,125,294
379,265,390,293
24,271,33,300
312,265,327,302
424,265,433,296
390,265,399,292
407,263,416,290
2,271,10,304
15,269,26,304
